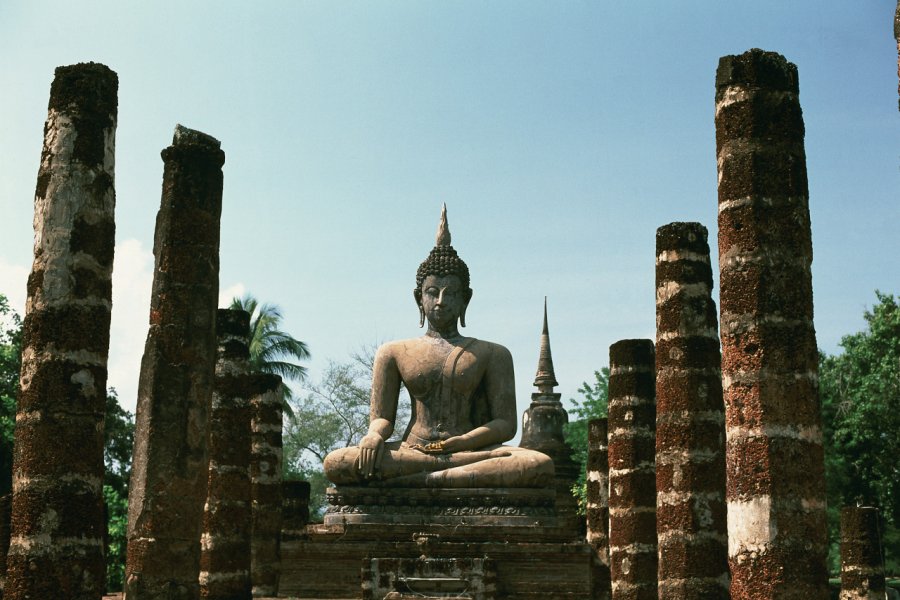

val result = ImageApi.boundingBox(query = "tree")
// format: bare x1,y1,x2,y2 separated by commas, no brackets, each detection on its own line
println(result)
0,294,22,497
821,291,899,574
230,294,310,413
283,346,409,518
103,388,135,592
563,368,610,511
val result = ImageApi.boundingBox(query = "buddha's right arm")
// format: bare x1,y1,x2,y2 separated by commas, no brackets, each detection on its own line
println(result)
368,344,403,439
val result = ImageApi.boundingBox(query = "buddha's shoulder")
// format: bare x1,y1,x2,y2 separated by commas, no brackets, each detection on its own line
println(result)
374,336,511,359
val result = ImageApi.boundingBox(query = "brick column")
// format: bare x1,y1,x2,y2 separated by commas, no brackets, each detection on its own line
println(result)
125,125,225,600
0,493,10,599
655,222,729,599
6,63,117,600
608,340,656,600
715,48,828,599
840,507,886,600
250,375,283,597
586,418,611,600
200,310,253,600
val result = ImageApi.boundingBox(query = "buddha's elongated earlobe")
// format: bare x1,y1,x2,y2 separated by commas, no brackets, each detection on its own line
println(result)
460,289,472,328
414,289,425,327
459,306,467,328
419,305,425,328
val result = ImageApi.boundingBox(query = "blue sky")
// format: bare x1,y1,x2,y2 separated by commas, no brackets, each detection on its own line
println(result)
0,1,896,423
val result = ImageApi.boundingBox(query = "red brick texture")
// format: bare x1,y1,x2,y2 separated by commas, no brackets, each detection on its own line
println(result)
608,340,656,600
655,222,729,600
715,49,828,600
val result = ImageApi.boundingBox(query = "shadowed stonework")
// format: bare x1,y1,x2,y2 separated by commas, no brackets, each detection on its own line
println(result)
6,63,117,600
840,507,886,600
608,340,656,600
715,48,828,599
200,310,253,600
250,374,283,597
586,418,611,600
125,125,225,600
654,222,729,600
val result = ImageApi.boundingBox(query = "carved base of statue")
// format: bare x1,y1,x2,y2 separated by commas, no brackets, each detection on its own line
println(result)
324,486,557,526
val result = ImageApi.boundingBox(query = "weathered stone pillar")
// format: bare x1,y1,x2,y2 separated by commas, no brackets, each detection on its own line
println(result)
519,300,579,524
6,63,117,600
840,507,886,600
586,418,611,600
654,222,729,599
282,480,311,537
715,48,829,599
125,125,225,600
607,340,656,600
250,374,283,597
0,493,11,599
200,309,253,600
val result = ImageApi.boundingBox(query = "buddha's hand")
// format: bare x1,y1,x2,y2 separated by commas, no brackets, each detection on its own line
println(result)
439,435,469,453
357,432,385,479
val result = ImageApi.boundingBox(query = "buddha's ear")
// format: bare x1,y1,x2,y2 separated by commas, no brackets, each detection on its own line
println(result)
460,289,473,328
413,289,424,328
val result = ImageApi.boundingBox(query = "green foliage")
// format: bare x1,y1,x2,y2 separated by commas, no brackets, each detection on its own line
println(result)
0,294,22,497
230,294,310,415
102,389,134,592
563,368,609,512
104,483,129,592
821,291,900,574
284,359,371,519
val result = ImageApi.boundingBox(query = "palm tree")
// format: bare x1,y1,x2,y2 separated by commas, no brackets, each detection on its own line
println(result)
230,294,310,412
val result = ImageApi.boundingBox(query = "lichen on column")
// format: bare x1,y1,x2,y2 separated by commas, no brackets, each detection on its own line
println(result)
607,339,656,600
125,124,225,600
715,48,828,599
6,62,117,600
655,222,729,599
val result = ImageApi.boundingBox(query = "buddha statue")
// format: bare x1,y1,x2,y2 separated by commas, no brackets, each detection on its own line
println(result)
323,206,554,488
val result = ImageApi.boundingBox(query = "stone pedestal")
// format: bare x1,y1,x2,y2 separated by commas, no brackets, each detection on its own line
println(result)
324,486,556,527
282,521,594,599
363,556,496,600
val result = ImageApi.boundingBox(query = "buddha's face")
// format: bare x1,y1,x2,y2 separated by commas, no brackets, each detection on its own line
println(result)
420,274,467,330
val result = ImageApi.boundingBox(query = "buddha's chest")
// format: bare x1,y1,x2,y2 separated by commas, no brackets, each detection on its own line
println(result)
398,340,487,400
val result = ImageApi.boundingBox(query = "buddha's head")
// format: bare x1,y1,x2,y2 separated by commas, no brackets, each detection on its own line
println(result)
414,205,473,329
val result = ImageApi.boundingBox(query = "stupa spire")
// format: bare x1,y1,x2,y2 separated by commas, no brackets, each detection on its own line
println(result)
533,297,559,393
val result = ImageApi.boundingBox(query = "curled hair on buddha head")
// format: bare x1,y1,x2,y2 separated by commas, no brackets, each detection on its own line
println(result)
413,204,473,327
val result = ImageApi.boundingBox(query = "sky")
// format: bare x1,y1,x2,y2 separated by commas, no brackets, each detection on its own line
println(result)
0,1,897,429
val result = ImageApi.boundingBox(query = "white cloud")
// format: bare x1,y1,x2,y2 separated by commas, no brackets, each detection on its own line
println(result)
0,258,29,315
219,282,246,308
108,239,154,414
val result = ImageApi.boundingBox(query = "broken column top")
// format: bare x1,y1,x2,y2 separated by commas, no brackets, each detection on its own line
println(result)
716,48,798,95
216,308,250,336
609,339,655,366
173,124,221,149
656,222,709,253
48,62,118,114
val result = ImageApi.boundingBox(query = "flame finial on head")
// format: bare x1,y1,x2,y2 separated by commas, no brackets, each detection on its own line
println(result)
435,203,451,246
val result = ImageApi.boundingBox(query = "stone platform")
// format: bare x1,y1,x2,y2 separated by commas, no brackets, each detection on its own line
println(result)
324,486,557,526
281,520,594,599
